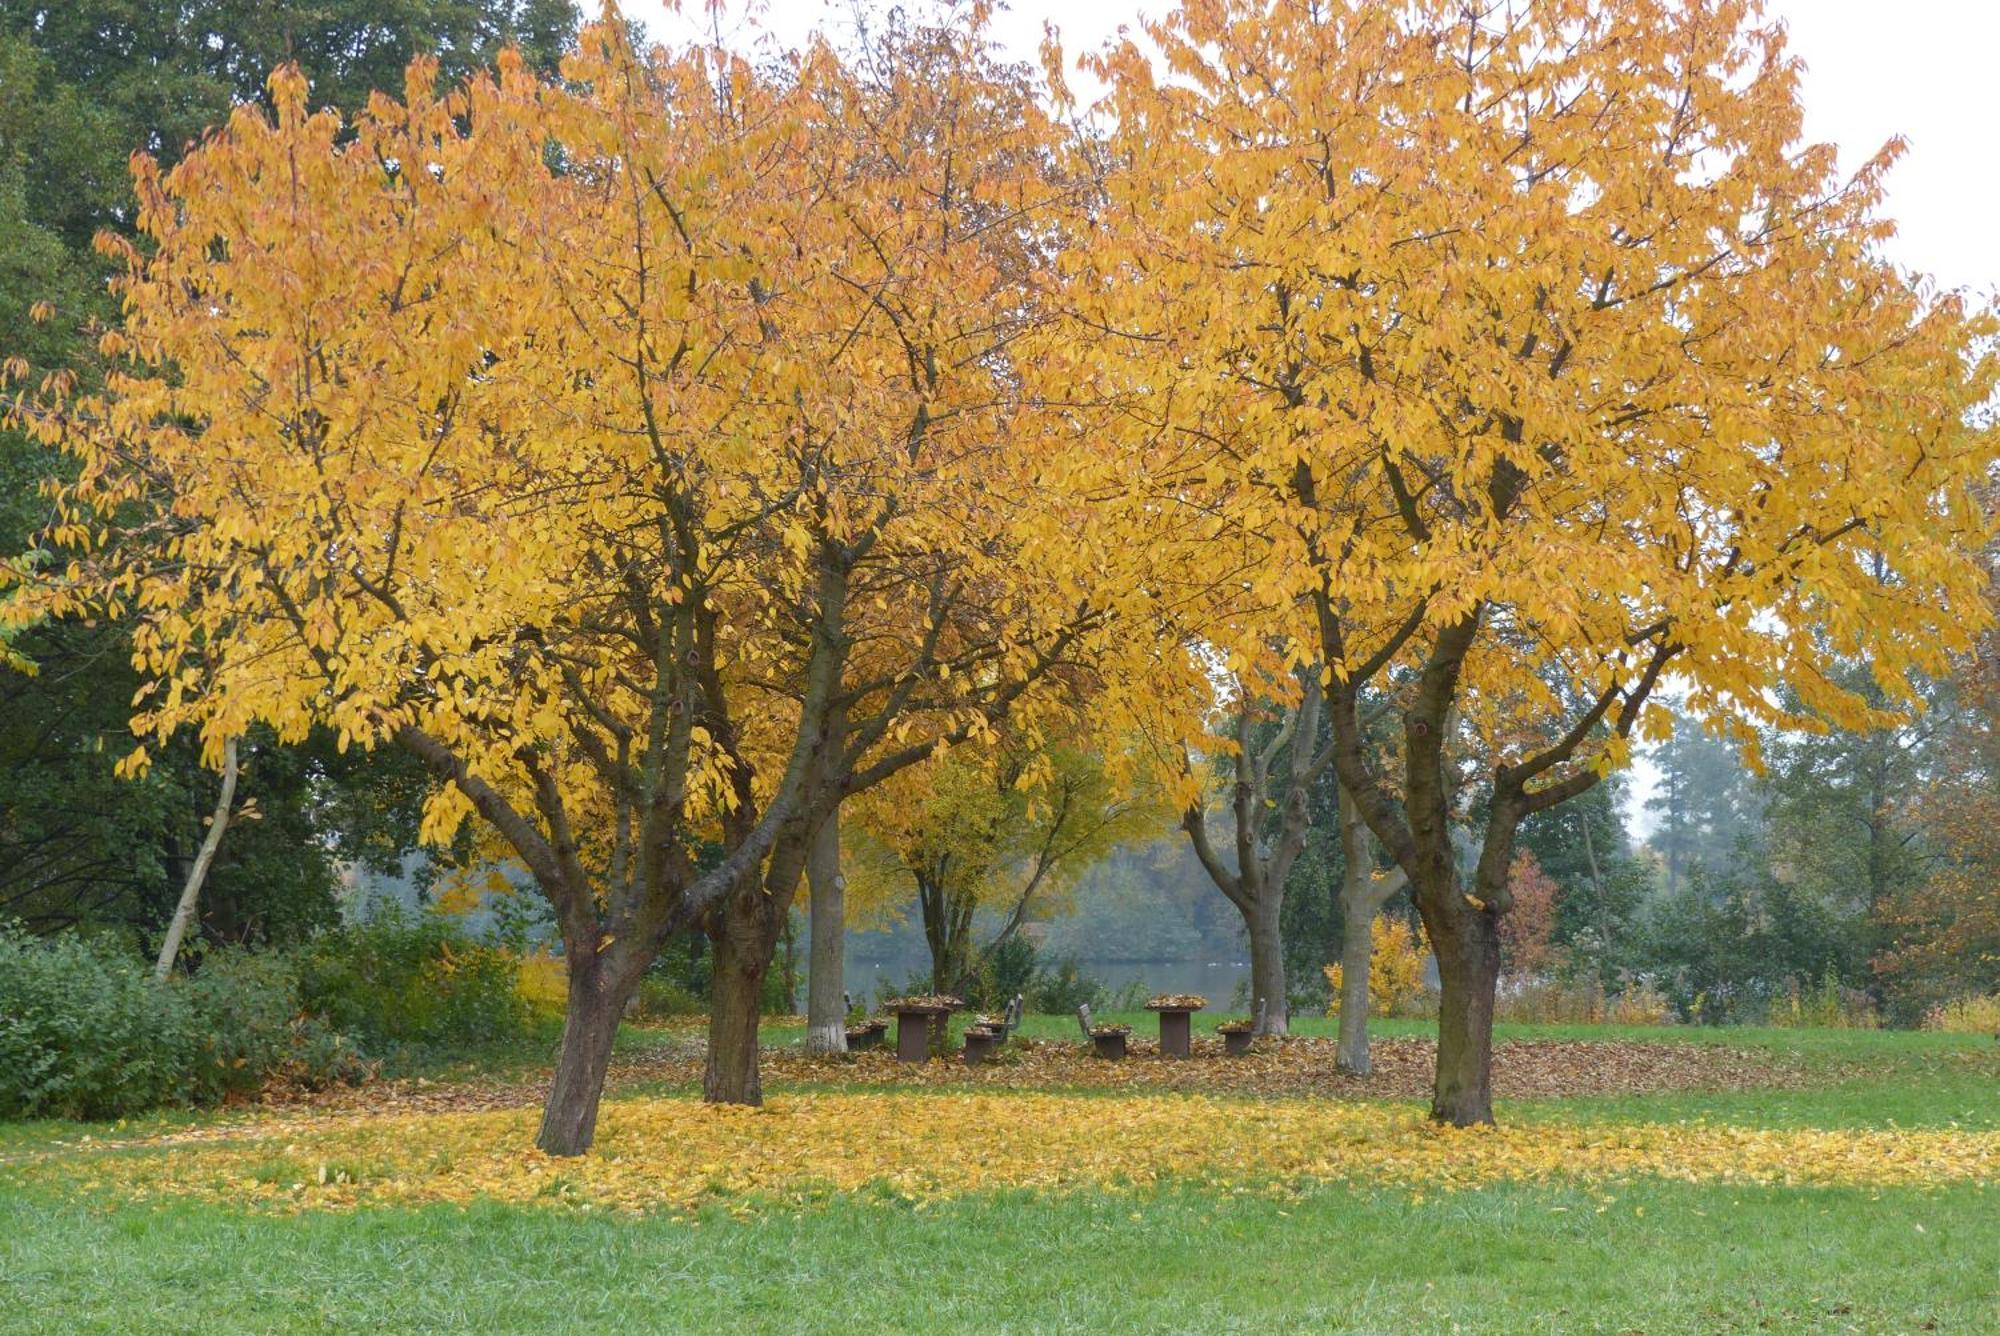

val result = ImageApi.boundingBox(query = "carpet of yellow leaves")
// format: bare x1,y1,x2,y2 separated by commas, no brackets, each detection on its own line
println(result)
16,1093,1996,1217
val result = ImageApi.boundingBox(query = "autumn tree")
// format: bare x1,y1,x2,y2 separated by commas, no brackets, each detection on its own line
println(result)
7,10,1184,1153
847,738,1158,1000
1180,671,1335,1034
1876,588,2000,1011
1068,0,1996,1123
0,0,567,954
1499,850,1560,981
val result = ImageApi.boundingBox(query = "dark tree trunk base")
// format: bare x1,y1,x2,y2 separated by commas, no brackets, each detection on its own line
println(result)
704,909,774,1106
1427,901,1501,1127
537,962,631,1156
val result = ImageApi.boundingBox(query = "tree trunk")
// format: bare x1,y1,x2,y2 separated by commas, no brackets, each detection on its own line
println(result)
1335,905,1375,1074
778,906,799,1012
1246,892,1288,1035
805,810,848,1055
537,953,637,1156
1332,785,1404,1074
153,736,239,981
704,892,776,1106
1580,809,1608,949
919,872,972,997
1423,899,1500,1126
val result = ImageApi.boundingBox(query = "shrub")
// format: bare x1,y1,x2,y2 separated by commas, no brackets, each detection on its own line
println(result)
1921,994,2000,1035
514,950,568,1019
1603,982,1675,1027
1769,970,1879,1030
1490,976,1674,1026
0,927,363,1120
1324,915,1431,1019
180,948,365,1101
1027,957,1103,1014
969,935,1040,1011
297,910,530,1057
0,923,199,1119
631,975,703,1021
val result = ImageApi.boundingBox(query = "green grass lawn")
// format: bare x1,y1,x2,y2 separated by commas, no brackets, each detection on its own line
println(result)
2,1179,1992,1332
3,1022,1995,1333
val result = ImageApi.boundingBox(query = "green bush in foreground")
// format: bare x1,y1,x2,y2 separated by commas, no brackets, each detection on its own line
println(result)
0,923,198,1119
0,908,534,1120
0,924,361,1119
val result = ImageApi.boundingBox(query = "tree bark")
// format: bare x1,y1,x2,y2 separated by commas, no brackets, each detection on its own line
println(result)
1335,906,1376,1074
1332,784,1406,1073
918,869,973,997
704,889,776,1106
153,736,239,981
1421,895,1500,1126
1183,676,1332,1039
537,952,641,1156
1246,891,1288,1035
804,809,848,1055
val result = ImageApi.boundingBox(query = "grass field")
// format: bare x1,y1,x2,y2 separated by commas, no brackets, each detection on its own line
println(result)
3,1021,1995,1333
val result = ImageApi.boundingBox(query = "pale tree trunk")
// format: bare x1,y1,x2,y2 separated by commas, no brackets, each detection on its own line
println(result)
1335,908,1376,1073
153,736,239,981
1183,674,1332,1038
805,809,848,1055
1333,785,1406,1074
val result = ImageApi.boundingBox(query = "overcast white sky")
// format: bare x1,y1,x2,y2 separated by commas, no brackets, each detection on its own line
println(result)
623,0,2000,836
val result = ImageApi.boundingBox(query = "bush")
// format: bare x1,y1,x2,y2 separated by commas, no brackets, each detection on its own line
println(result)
180,948,365,1101
1921,994,2000,1035
297,910,530,1057
1768,969,1879,1030
631,974,703,1021
969,935,1040,1011
0,923,200,1119
1324,915,1431,1019
1490,976,1674,1026
1027,957,1103,1014
0,927,363,1120
514,949,568,1019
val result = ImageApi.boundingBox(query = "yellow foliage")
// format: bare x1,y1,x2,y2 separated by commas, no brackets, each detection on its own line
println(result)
513,951,567,1019
1923,995,2000,1035
1324,916,1430,1019
844,737,1167,933
1057,0,2000,959
19,1092,1997,1217
2,8,1207,1012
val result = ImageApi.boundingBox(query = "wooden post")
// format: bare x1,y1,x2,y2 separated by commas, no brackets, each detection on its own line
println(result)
894,1008,933,1063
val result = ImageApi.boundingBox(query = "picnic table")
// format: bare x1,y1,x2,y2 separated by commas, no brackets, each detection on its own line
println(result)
883,994,963,1063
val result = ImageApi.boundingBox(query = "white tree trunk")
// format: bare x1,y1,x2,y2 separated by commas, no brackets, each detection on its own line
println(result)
804,807,848,1055
1333,783,1405,1074
1334,899,1377,1073
153,736,239,981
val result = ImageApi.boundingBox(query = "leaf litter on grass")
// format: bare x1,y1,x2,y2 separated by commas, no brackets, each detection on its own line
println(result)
245,1036,1808,1123
12,1090,1993,1219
